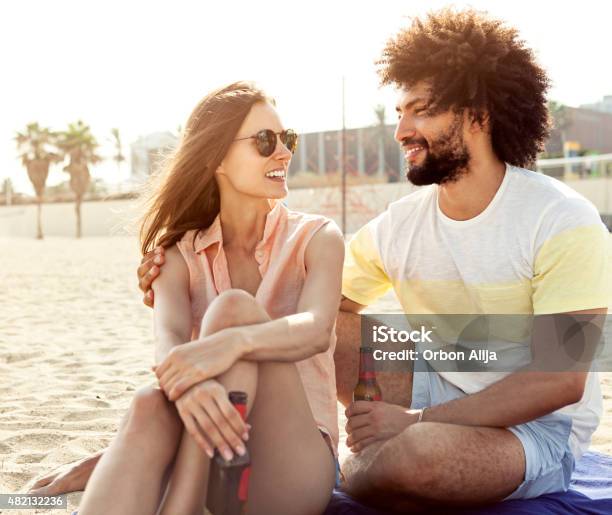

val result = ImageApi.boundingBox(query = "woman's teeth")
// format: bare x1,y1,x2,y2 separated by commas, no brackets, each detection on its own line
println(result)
266,170,285,178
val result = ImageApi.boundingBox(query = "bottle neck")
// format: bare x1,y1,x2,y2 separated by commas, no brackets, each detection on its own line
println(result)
229,391,248,421
358,350,377,380
234,402,247,421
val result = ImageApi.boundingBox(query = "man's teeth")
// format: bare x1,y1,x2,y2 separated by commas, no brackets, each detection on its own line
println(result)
405,146,424,156
266,170,285,178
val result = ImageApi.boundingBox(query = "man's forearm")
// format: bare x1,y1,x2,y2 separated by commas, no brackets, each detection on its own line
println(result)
421,371,584,428
335,309,412,408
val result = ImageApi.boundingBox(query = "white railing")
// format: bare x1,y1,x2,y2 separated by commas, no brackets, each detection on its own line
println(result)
536,153,612,180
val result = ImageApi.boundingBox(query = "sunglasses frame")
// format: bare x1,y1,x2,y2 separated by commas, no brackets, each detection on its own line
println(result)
233,128,298,157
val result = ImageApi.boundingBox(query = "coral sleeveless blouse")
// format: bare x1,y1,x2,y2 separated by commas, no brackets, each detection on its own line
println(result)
176,201,339,453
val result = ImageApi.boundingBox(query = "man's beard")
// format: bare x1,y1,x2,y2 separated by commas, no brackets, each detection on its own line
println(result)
404,117,470,186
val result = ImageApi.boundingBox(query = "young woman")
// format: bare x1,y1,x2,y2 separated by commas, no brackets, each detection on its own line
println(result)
72,82,344,514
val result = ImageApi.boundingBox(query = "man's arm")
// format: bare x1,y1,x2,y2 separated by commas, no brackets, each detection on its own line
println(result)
346,308,606,452
336,297,413,408
420,308,606,427
335,297,365,407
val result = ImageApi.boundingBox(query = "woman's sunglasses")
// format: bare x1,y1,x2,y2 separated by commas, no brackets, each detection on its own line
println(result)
233,129,298,157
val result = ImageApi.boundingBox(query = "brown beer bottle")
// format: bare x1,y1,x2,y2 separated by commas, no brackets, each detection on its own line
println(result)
206,391,251,515
353,347,382,402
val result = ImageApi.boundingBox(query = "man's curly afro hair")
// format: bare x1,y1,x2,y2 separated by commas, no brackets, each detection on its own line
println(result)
378,8,550,168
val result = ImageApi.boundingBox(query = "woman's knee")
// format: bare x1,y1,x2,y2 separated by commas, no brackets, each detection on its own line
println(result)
200,289,269,336
123,387,181,441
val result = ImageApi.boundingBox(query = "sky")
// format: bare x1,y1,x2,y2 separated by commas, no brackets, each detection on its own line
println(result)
2,0,611,194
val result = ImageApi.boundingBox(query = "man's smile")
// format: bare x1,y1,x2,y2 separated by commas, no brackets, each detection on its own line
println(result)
404,145,426,162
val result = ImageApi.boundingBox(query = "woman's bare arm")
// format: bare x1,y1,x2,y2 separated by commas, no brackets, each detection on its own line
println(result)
151,245,192,364
223,222,345,362
145,224,344,364
155,223,345,400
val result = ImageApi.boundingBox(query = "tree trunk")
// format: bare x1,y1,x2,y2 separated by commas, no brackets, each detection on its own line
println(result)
36,197,43,239
66,160,90,239
75,196,82,238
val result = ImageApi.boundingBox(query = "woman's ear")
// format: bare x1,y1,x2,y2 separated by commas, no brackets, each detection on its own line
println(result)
215,161,225,177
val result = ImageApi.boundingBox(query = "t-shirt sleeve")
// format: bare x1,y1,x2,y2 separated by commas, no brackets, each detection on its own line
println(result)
532,198,610,315
342,221,392,306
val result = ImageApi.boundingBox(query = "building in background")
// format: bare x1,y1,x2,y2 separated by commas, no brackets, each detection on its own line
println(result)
581,95,612,114
130,132,178,179
546,105,612,156
288,125,404,187
127,105,612,187
289,105,612,186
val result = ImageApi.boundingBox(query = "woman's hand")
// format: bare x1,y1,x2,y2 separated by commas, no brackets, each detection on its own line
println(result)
154,332,244,401
175,379,250,461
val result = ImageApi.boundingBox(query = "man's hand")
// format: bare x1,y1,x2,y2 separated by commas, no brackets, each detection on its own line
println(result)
175,379,250,461
154,332,244,401
137,246,165,307
345,401,421,452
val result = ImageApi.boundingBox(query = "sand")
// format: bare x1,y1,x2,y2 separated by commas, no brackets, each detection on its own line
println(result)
1,236,610,514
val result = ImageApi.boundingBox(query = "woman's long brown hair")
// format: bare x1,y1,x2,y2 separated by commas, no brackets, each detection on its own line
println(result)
139,81,273,254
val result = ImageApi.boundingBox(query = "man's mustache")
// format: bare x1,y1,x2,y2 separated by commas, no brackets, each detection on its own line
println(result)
401,139,428,149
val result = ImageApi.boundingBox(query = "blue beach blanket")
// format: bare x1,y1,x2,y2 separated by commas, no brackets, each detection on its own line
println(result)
324,451,612,515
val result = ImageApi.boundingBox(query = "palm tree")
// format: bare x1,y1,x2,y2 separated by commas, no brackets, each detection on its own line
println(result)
374,105,387,180
57,121,102,238
110,127,125,174
15,123,61,238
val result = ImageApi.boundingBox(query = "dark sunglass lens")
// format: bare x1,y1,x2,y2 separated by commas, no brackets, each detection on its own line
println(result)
256,129,276,157
282,130,297,153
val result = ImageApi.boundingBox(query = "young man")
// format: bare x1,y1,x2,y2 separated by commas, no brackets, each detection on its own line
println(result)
31,8,609,510
333,8,609,509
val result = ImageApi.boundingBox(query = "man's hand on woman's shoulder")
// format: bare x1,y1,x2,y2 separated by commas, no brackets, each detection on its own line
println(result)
138,246,165,307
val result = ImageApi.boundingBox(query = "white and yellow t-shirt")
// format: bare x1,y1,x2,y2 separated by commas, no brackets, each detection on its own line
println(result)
342,164,610,459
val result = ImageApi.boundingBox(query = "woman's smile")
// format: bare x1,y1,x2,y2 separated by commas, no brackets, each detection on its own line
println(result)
265,168,287,182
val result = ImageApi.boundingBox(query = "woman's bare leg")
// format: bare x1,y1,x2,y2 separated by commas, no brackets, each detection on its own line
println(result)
77,387,182,515
156,433,208,515
160,289,335,515
159,290,258,515
247,359,336,515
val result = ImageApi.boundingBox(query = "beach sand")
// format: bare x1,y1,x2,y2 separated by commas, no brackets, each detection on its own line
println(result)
1,236,610,514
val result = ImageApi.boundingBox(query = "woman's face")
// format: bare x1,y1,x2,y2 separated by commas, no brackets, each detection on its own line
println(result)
216,101,292,200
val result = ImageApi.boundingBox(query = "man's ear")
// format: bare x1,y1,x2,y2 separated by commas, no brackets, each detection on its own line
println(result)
468,110,490,134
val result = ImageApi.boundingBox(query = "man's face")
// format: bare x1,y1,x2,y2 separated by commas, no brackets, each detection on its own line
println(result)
394,82,470,186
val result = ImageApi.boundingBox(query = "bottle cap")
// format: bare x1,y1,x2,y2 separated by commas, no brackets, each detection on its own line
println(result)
228,391,248,405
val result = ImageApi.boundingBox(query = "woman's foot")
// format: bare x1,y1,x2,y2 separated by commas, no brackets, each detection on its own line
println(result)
28,452,103,495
